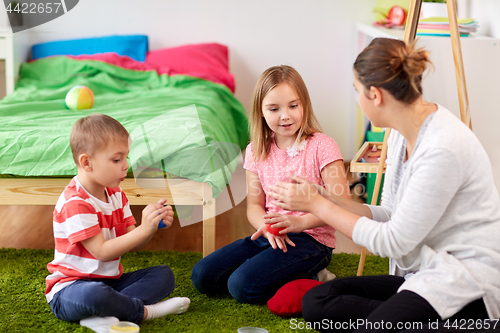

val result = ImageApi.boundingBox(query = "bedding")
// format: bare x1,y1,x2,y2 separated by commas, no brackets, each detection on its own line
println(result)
67,43,235,92
0,53,248,198
32,35,149,62
146,43,235,93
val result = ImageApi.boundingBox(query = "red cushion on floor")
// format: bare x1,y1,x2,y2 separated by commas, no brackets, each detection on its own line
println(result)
267,279,323,317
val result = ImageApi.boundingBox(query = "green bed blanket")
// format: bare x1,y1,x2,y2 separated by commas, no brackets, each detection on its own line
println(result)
0,57,249,198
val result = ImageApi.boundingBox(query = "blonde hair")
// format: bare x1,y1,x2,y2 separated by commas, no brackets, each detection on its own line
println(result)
250,65,322,161
70,113,129,166
353,38,432,104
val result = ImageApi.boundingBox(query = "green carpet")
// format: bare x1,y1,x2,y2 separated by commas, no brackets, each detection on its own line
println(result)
0,248,388,332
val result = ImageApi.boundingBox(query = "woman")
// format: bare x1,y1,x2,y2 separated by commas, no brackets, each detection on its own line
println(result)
268,38,500,332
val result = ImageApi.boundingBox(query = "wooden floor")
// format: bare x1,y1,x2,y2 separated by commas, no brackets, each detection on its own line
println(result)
0,163,364,254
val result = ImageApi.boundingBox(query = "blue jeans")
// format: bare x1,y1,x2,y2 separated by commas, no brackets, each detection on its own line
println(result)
49,265,175,324
191,233,332,304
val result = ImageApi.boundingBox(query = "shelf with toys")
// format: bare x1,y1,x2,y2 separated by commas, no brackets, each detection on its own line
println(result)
350,141,384,174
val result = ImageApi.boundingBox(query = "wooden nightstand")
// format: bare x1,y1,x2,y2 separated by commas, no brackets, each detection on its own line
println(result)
0,28,30,99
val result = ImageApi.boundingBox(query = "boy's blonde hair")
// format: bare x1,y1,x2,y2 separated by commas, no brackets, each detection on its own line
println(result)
250,65,322,161
70,113,129,166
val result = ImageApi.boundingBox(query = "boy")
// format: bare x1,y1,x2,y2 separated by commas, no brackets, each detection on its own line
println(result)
46,114,189,329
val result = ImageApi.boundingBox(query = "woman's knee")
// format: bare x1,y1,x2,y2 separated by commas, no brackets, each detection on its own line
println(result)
302,283,332,323
302,278,354,323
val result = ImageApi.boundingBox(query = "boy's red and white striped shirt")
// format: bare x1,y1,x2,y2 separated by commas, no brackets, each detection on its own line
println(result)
45,176,136,302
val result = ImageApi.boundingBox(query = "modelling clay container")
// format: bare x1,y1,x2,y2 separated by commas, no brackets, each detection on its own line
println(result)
237,327,268,333
109,321,140,333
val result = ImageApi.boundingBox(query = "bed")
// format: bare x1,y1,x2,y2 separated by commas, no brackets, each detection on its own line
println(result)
0,37,249,257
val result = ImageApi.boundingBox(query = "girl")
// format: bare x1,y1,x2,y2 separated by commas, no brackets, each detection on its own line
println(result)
191,65,351,304
269,38,500,331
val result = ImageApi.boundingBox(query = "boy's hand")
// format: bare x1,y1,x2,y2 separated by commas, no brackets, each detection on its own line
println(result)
158,205,174,229
142,199,174,231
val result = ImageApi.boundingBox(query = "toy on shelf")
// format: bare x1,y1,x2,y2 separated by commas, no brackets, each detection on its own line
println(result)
350,141,386,173
374,5,407,29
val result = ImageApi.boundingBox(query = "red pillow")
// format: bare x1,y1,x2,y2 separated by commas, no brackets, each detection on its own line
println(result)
145,43,235,92
267,279,323,317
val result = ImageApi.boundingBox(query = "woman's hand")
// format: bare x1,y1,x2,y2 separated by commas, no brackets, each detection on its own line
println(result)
268,175,325,213
262,213,307,235
251,223,296,253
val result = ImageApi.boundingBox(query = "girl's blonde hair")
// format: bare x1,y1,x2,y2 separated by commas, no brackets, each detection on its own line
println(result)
353,38,432,104
250,65,322,161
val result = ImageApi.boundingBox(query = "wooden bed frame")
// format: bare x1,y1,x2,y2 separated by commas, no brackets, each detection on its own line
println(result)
0,178,216,257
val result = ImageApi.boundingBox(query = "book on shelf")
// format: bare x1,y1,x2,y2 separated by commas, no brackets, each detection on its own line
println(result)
417,16,478,37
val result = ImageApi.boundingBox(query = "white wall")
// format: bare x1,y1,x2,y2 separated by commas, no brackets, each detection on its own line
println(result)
459,0,500,38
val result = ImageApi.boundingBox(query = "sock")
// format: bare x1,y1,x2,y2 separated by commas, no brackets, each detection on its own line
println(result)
80,316,119,333
317,268,337,282
145,297,190,320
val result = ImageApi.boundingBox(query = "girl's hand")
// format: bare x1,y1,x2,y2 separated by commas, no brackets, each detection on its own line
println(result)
268,175,323,213
263,213,307,234
251,224,296,253
141,199,174,231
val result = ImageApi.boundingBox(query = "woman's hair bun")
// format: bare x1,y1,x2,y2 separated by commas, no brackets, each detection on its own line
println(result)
353,38,433,104
402,42,430,78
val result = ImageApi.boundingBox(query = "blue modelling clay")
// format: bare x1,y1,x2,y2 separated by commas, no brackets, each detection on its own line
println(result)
158,204,169,229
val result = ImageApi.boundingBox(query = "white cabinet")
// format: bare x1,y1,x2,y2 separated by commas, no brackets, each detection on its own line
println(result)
0,28,30,99
355,22,500,192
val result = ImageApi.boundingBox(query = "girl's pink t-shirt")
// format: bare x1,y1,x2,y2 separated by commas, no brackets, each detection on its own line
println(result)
244,132,343,248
